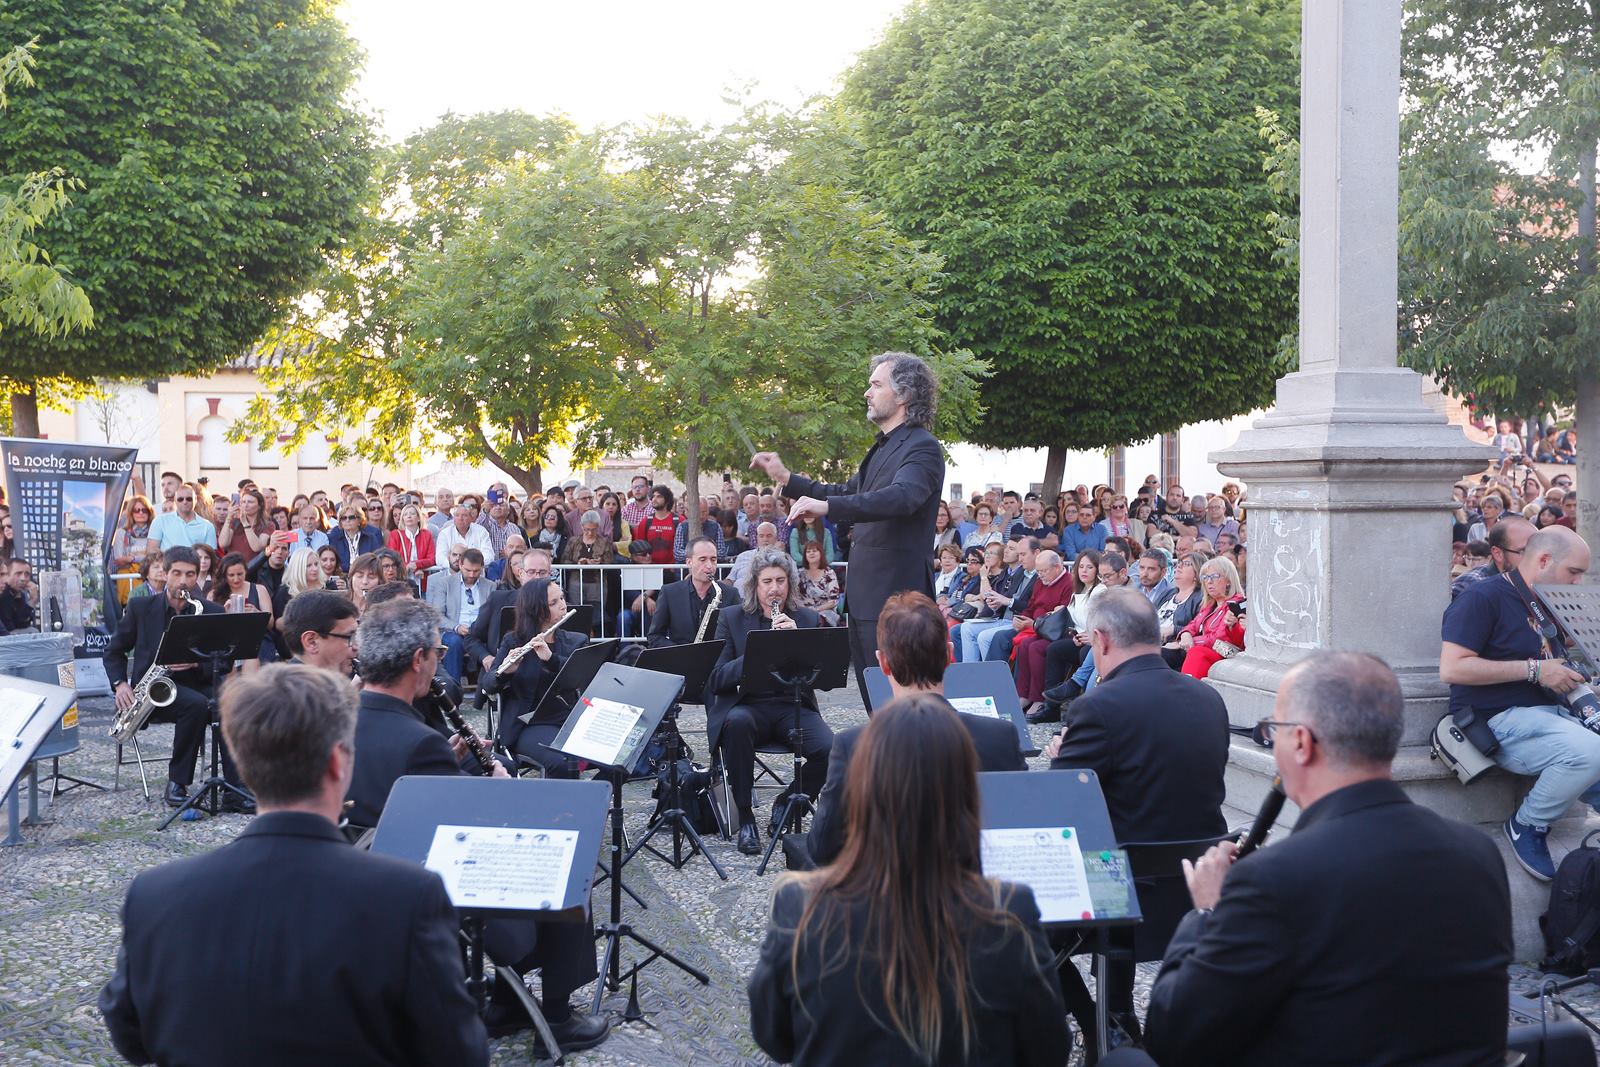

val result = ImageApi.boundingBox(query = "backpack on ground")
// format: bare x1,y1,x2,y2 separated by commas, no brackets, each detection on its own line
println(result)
1540,829,1600,975
649,758,722,836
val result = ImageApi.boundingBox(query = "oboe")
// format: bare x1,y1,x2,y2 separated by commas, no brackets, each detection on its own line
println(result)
497,608,578,675
428,678,497,775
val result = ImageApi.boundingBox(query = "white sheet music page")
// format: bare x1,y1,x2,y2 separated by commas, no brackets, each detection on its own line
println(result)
948,695,1002,719
560,696,646,765
979,826,1095,922
424,825,579,911
0,688,44,746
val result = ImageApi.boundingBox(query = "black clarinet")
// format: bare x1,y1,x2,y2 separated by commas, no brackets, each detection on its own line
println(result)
428,678,497,775
1235,776,1286,859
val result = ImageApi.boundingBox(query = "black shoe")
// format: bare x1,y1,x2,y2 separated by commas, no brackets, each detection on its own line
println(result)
737,822,761,855
483,999,533,1039
1110,1010,1144,1049
1042,681,1081,705
537,1008,610,1055
163,782,189,809
1026,703,1061,725
221,791,256,815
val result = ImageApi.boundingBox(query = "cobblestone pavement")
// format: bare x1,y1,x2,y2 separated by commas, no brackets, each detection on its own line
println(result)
3,687,1595,1065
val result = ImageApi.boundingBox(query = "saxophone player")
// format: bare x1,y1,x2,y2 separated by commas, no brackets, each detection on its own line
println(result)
105,546,252,811
484,578,590,777
646,537,734,649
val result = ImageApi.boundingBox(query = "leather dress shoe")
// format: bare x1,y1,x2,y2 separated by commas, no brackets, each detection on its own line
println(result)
1025,703,1061,725
737,822,761,855
163,781,189,809
537,1008,611,1055
1042,681,1080,705
483,999,533,1039
221,791,257,815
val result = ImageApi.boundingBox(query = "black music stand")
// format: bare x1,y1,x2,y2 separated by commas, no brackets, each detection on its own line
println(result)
863,661,1040,757
978,770,1140,1059
740,625,851,875
370,774,609,1062
551,663,710,1019
0,675,76,846
627,640,727,877
156,610,271,830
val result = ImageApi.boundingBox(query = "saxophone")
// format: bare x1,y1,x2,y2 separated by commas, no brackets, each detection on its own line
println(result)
109,590,201,742
694,580,723,642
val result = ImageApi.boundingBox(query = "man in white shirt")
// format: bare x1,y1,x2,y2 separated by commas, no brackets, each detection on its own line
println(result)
434,505,492,561
148,487,217,549
429,548,488,681
286,505,329,553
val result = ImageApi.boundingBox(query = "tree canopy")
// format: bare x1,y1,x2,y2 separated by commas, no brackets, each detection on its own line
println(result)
841,0,1299,489
0,0,377,432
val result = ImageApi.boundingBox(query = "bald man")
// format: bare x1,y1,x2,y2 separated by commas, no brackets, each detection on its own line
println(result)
1441,525,1594,881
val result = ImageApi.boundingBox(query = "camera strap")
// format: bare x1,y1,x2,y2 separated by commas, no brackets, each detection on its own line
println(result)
1504,570,1561,661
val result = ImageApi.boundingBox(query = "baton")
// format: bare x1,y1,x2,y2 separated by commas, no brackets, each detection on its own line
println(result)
726,408,758,458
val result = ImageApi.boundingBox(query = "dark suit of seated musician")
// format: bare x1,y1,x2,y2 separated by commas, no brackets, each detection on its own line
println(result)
483,577,588,776
806,591,1025,869
647,536,735,650
748,693,1071,1066
99,663,489,1067
104,545,249,810
708,546,834,856
343,598,608,1053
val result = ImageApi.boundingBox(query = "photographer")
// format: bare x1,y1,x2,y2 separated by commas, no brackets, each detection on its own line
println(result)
1440,526,1594,881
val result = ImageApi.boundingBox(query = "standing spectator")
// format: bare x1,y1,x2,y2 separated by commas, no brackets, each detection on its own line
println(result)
386,503,437,583
433,505,492,563
560,510,620,619
425,488,454,533
193,545,219,597
673,495,725,563
219,489,271,559
597,492,632,546
1177,557,1245,679
1194,497,1240,546
287,506,330,553
738,493,761,539
157,470,183,514
621,475,653,529
1467,490,1509,544
635,487,679,565
0,558,36,631
529,503,568,559
111,495,157,605
317,547,347,592
564,485,597,536
209,552,276,669
272,548,327,628
719,510,749,558
330,505,385,572
476,496,518,558
1490,418,1523,461
148,484,217,549
789,513,836,565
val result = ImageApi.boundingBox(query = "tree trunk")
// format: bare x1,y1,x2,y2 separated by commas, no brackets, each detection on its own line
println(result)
509,465,541,499
683,436,701,531
1041,444,1067,501
9,383,39,437
1579,140,1598,557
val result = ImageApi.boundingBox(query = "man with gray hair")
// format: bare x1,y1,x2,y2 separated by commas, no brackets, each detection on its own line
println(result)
727,520,779,588
751,351,946,703
100,664,490,1065
1147,652,1511,1067
1041,586,1229,1056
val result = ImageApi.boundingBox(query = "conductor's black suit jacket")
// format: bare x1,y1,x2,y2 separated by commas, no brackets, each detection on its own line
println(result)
1146,779,1512,1067
646,577,735,648
103,592,225,689
807,696,1025,866
98,811,487,1067
784,422,943,620
706,603,821,753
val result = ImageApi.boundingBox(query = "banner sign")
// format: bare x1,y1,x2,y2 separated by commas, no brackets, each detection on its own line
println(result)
0,438,137,663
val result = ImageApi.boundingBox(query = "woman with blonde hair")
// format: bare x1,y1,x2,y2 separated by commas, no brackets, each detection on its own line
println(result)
1176,555,1245,679
272,547,327,626
111,495,157,605
749,693,1069,1065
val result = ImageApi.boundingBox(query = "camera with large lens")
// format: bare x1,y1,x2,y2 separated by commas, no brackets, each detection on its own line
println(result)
1559,662,1600,732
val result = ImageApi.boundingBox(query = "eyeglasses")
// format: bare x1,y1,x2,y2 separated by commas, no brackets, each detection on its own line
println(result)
316,629,358,643
1201,573,1226,582
175,496,194,502
1253,717,1315,749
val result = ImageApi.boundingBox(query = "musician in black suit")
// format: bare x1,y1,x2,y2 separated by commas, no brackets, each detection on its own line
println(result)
1145,651,1512,1067
99,664,488,1067
104,545,249,810
752,352,946,703
483,577,589,776
708,546,833,855
646,536,735,650
344,597,609,1053
806,592,1025,868
1042,586,1229,1056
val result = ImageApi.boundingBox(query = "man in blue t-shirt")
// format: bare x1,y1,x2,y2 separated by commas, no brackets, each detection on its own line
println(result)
1060,505,1108,562
1441,525,1595,880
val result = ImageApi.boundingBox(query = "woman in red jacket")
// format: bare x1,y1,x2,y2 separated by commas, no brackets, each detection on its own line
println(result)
386,503,436,589
1178,556,1245,679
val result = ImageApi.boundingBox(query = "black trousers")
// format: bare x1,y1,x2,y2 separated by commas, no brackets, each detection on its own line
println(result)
512,723,579,778
486,917,598,1016
847,615,878,709
1044,638,1088,691
721,700,833,818
145,683,238,787
1056,947,1135,1061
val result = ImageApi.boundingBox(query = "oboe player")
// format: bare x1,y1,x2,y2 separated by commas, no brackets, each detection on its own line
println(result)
485,578,588,777
707,547,833,855
647,536,735,649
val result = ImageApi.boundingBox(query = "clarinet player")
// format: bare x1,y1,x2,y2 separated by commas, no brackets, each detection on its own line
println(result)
485,577,588,777
648,537,736,649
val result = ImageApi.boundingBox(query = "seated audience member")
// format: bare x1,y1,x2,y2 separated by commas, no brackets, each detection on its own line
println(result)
99,664,489,1067
727,521,780,589
427,547,490,681
795,539,842,626
1174,556,1244,679
806,592,1023,868
434,504,493,562
955,537,1040,663
932,543,963,599
1441,526,1594,880
789,513,836,565
1060,501,1108,561
129,555,166,601
1043,588,1228,1057
1019,551,1098,720
673,494,726,563
1193,496,1239,546
720,510,750,558
281,589,361,674
347,552,383,615
344,598,607,1051
387,503,436,582
1158,552,1207,663
1006,497,1053,547
940,546,986,624
748,693,1070,1067
0,556,37,632
1146,653,1511,1067
962,502,1004,551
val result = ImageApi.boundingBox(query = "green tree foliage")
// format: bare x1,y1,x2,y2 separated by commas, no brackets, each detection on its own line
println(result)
1400,0,1600,539
244,105,986,510
841,0,1299,490
0,0,377,433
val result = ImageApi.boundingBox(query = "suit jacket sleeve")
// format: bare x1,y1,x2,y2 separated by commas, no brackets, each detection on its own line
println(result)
1049,696,1110,776
1144,860,1293,1067
408,728,468,778
806,732,854,866
646,585,676,648
98,887,150,1064
747,881,802,1063
786,435,942,524
402,874,490,1067
708,610,744,696
104,599,139,687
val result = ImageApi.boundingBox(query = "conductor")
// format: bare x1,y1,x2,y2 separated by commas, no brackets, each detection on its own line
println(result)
752,351,945,703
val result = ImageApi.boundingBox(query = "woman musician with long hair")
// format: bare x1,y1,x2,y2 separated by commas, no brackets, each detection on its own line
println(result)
748,693,1070,1065
484,577,586,776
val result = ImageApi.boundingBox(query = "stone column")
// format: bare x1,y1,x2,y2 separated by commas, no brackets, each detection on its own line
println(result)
1207,0,1548,948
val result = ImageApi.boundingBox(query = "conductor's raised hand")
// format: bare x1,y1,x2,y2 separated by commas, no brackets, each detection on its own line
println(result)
750,451,790,484
787,496,828,524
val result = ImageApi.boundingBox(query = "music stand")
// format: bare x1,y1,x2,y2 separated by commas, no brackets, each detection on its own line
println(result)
155,609,271,830
978,770,1141,1058
551,663,711,1018
740,625,851,875
863,661,1039,757
0,675,76,846
370,775,609,1059
626,640,728,878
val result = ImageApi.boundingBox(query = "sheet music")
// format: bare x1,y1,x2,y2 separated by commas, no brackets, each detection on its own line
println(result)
980,826,1095,923
948,695,1002,719
558,696,647,766
0,688,44,745
424,825,579,911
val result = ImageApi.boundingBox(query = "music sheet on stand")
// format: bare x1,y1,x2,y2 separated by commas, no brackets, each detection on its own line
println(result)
948,695,1002,719
560,697,648,766
980,826,1096,923
0,686,44,746
425,825,579,911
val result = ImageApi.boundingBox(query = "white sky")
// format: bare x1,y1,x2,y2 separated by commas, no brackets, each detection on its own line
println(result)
336,0,913,140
